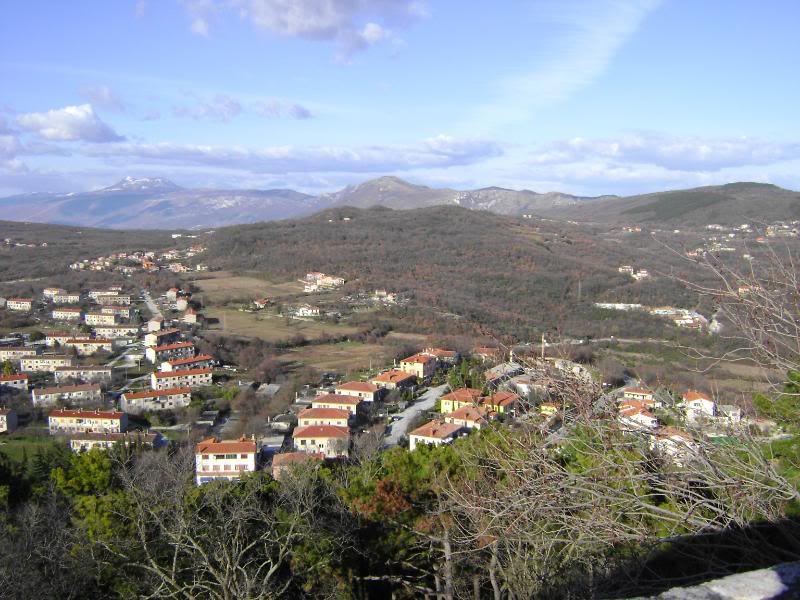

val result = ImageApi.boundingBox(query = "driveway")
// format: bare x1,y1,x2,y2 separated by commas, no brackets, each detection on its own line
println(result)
384,384,449,447
141,288,162,318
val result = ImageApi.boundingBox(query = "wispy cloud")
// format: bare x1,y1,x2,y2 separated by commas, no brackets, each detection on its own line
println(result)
469,0,661,132
254,99,314,120
173,94,242,122
79,134,502,174
530,133,800,171
16,104,125,142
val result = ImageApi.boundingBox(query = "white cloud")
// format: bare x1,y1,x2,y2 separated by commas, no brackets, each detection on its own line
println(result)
174,94,242,122
80,134,502,174
469,0,661,131
79,85,126,112
530,134,800,172
183,0,425,56
16,104,124,142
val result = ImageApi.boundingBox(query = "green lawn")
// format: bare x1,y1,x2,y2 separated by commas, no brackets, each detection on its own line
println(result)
0,432,65,462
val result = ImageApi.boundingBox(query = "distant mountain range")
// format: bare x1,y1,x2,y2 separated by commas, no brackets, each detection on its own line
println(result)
1,175,798,229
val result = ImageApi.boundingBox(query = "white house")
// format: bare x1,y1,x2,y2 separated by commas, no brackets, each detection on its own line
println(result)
20,355,75,372
48,408,127,434
409,420,464,451
85,312,117,326
160,354,213,372
298,407,351,428
121,387,192,413
682,390,716,421
292,425,350,458
335,381,379,402
195,437,258,485
311,393,361,415
0,408,18,433
54,366,113,384
0,373,29,391
33,383,103,407
6,298,33,311
146,341,195,363
52,307,83,321
151,368,212,390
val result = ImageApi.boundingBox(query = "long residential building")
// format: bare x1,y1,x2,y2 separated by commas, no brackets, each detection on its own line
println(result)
151,367,212,390
69,431,162,453
97,294,131,306
335,381,379,402
52,292,81,304
85,312,117,326
160,354,213,372
52,307,83,321
33,383,103,407
0,346,39,361
121,387,192,413
6,298,33,311
45,332,76,347
298,407,351,428
100,305,131,318
195,437,258,485
49,408,127,434
0,373,29,390
20,355,75,372
145,341,195,363
62,338,114,356
54,366,113,384
311,393,362,415
93,325,140,339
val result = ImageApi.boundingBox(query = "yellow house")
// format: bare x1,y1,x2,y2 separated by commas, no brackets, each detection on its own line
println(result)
399,353,437,380
439,388,483,414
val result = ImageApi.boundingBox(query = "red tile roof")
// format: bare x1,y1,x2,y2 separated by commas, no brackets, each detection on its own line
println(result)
293,424,350,439
624,386,653,396
272,451,324,467
196,437,256,454
410,420,463,439
440,388,483,403
485,390,520,407
400,353,436,365
37,383,101,395
444,405,490,424
166,354,212,366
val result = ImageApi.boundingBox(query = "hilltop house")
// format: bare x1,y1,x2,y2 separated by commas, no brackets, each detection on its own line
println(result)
311,393,361,415
52,307,83,321
145,341,195,363
443,405,492,430
369,369,417,391
144,328,181,347
439,388,483,414
622,386,657,405
195,437,258,485
618,402,659,430
160,354,213,372
682,390,716,421
52,292,81,304
421,347,459,366
6,298,33,311
298,407,351,428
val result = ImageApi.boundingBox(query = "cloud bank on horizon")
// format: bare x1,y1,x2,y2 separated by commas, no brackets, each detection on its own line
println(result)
1,0,799,196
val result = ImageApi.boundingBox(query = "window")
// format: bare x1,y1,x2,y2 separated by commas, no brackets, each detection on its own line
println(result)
240,454,247,459
225,453,237,459
202,454,209,460
214,454,224,460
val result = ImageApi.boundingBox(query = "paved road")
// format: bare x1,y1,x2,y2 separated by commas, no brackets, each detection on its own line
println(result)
141,288,162,318
385,384,449,447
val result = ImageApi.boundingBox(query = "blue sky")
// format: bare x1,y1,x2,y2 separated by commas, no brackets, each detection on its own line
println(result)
1,0,799,196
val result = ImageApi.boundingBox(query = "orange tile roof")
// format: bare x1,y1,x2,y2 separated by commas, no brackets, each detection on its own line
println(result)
196,437,256,454
371,369,416,384
167,354,212,366
410,420,463,439
299,407,351,420
440,388,483,403
293,425,350,439
683,390,712,402
312,393,361,406
444,405,490,424
401,353,436,365
0,374,28,382
486,390,520,407
123,387,191,399
48,408,124,419
37,383,101,395
624,386,653,396
336,381,378,393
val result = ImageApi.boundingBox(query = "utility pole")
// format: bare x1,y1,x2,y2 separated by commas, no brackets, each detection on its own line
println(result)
541,334,546,360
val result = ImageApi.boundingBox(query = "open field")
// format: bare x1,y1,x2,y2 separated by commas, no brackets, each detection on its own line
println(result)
191,272,304,304
0,432,64,462
277,340,392,373
202,306,359,342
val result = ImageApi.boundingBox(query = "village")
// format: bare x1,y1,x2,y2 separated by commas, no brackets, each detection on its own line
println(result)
0,266,780,486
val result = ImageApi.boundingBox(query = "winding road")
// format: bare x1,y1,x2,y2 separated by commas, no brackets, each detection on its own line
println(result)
384,384,449,447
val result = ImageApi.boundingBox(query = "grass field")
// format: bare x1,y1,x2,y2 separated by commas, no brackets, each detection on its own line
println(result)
191,272,304,304
277,340,392,373
203,306,360,342
0,432,64,462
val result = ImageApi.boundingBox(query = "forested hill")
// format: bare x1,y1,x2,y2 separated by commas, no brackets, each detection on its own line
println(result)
203,206,700,340
543,182,800,225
